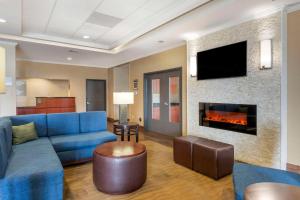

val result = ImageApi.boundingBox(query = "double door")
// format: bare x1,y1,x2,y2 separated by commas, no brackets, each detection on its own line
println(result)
144,69,182,136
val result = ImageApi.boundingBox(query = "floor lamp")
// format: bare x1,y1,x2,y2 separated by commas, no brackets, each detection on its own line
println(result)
113,92,134,124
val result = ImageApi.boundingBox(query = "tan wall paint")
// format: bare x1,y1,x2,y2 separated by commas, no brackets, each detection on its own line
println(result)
0,47,5,93
16,79,70,107
128,45,187,135
0,42,17,117
287,10,300,166
107,68,114,119
16,61,108,113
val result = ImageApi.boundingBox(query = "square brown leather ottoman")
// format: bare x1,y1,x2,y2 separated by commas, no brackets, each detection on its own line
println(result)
173,136,199,169
192,138,234,180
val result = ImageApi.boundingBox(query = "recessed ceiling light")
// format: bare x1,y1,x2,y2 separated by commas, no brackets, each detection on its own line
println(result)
0,18,7,23
83,35,90,39
67,57,72,61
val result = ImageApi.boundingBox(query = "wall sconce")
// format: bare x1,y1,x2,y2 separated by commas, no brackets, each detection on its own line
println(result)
190,56,197,77
260,39,272,70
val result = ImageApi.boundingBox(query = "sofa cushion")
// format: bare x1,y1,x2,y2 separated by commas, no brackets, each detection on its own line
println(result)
233,163,300,200
10,114,47,137
0,138,64,200
50,131,117,152
12,122,38,145
0,118,12,154
79,111,107,133
47,112,80,136
57,146,100,165
0,127,8,178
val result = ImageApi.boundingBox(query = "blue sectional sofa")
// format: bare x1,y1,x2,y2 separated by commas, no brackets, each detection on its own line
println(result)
0,111,117,200
233,163,300,200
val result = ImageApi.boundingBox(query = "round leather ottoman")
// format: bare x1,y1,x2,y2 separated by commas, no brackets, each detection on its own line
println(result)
93,141,147,194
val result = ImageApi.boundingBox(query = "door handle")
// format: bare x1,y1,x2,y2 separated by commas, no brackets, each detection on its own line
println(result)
164,102,169,106
86,101,90,105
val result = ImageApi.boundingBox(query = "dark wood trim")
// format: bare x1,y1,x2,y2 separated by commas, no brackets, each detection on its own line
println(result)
287,163,300,174
107,117,115,122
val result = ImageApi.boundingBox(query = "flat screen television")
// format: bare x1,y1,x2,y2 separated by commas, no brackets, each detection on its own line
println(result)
197,41,247,80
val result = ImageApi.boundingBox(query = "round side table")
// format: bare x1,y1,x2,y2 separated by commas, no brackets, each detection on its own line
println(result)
244,182,300,200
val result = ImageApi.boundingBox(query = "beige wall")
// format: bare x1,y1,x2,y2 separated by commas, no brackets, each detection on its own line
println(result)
128,45,187,135
107,68,114,119
113,64,130,120
0,42,17,117
0,47,5,93
287,10,300,166
16,78,70,107
16,61,108,113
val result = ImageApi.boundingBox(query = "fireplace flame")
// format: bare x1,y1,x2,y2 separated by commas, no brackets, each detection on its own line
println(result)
204,110,247,126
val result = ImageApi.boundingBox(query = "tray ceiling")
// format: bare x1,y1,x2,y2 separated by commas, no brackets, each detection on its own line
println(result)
0,0,299,67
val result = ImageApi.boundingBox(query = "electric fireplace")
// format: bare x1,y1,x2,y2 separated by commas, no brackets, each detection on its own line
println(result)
199,103,257,135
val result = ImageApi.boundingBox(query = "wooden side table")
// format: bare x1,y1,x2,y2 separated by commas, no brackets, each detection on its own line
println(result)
244,182,300,200
113,122,139,142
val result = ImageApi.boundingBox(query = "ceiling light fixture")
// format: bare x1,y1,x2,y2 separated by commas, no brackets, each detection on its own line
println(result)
0,18,7,23
83,35,90,39
158,40,165,43
67,57,72,61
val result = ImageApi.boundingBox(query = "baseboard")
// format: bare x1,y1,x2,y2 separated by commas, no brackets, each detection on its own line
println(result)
139,125,144,132
107,117,116,122
287,163,300,173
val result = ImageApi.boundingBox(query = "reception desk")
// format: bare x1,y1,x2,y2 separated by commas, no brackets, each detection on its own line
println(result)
17,97,76,115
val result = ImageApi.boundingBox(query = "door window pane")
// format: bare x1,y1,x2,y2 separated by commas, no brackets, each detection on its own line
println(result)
169,76,180,123
152,79,160,120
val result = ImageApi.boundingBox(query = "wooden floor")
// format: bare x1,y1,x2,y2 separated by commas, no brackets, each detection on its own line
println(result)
64,127,234,200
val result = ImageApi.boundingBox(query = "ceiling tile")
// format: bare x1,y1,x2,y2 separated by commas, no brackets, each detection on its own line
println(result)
22,0,56,33
0,0,21,35
96,0,147,19
144,0,176,12
87,12,122,28
74,23,110,40
46,0,103,36
97,7,153,43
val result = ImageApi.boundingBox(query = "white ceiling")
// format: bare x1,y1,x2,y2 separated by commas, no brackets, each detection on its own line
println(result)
0,0,300,68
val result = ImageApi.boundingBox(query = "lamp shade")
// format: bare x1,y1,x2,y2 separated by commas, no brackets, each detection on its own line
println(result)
113,92,134,105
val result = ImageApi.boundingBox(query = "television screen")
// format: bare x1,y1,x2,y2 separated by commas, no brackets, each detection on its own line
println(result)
197,41,247,80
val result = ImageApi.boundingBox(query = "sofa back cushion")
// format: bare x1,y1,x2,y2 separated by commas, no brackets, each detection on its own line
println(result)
10,114,47,137
0,117,12,156
0,118,12,178
0,127,7,178
79,111,107,133
47,113,79,136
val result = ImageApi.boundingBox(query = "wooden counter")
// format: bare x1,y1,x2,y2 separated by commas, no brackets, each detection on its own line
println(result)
17,97,76,115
